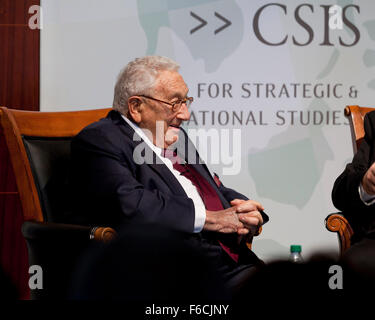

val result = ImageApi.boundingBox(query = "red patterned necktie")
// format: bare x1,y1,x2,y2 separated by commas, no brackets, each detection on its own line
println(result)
162,149,239,262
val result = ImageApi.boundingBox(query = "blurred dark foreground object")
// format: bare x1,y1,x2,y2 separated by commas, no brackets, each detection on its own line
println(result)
68,223,375,304
340,235,375,290
68,224,230,301
231,252,354,313
233,251,375,311
238,253,343,299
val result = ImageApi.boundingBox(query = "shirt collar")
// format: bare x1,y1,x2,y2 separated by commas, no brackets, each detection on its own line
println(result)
121,114,163,157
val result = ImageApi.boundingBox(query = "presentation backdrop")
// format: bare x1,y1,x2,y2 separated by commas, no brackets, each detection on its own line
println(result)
40,0,375,261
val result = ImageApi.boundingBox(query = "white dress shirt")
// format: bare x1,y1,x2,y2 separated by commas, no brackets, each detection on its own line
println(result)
122,115,206,232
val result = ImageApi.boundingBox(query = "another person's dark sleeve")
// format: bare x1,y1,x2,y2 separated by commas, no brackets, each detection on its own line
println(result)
332,112,375,219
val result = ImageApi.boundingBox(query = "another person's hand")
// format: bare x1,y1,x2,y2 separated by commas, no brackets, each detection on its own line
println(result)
362,162,375,195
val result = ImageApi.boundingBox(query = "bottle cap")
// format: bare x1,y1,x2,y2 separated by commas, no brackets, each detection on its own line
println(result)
290,245,302,253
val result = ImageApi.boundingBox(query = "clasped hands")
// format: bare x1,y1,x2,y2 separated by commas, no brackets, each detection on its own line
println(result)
204,199,264,237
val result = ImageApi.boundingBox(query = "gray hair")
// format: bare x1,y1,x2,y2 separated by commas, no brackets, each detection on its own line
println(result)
112,56,180,115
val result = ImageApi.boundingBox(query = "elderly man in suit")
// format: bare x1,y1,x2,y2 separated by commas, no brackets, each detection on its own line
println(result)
70,56,268,292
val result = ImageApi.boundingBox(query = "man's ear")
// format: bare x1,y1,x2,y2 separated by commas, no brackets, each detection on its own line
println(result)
127,96,142,123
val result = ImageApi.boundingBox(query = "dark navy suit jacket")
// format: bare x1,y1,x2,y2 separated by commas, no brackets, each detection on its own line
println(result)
332,111,375,242
69,110,268,270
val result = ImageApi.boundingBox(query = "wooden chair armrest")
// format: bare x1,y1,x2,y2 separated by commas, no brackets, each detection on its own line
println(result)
325,213,354,254
245,226,262,250
21,221,117,300
22,221,117,243
90,226,117,243
255,226,262,237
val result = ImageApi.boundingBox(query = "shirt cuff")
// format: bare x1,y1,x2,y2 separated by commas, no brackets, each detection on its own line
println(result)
193,203,206,233
359,183,375,206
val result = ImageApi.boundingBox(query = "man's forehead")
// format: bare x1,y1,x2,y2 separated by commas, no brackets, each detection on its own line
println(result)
154,70,188,96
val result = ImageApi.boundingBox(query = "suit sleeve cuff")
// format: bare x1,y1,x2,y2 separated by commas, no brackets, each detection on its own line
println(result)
359,183,375,205
193,203,206,233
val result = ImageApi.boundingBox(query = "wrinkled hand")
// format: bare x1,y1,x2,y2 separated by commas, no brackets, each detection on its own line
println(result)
231,199,264,237
203,200,265,236
362,162,375,195
204,207,249,235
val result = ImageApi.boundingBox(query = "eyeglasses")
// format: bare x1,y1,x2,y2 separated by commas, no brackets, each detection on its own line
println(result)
139,95,193,112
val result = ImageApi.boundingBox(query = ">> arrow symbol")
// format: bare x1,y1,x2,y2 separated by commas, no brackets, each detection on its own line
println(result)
214,12,231,34
190,12,207,34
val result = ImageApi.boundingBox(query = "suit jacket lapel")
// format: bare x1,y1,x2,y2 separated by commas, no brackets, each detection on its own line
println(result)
108,110,187,196
108,110,231,207
175,127,231,209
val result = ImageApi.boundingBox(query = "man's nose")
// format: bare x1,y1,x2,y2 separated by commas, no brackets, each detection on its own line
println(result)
176,103,190,120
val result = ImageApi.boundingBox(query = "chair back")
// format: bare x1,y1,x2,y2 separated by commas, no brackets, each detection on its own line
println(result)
345,105,375,153
0,107,111,222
